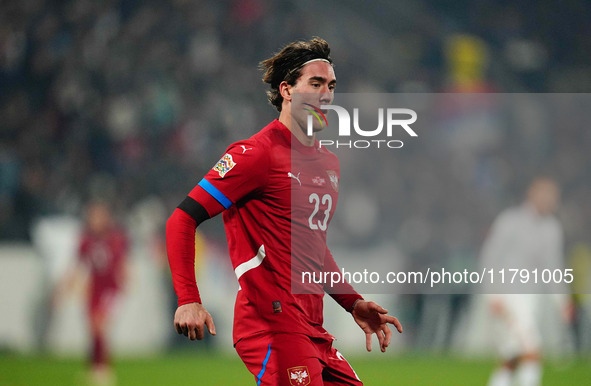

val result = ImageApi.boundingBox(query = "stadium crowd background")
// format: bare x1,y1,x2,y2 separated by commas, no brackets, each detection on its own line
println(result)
1,0,591,356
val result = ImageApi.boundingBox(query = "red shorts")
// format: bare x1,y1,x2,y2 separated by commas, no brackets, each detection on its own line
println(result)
89,287,118,317
235,332,363,385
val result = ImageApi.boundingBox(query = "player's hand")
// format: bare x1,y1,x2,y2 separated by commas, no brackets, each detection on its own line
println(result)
351,300,403,353
174,302,216,341
49,287,62,310
489,298,506,317
562,299,575,324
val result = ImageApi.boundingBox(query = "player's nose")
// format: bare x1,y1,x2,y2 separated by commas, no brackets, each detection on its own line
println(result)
319,89,333,104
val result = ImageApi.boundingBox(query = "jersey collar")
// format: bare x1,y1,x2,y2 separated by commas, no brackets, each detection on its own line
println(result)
273,119,320,155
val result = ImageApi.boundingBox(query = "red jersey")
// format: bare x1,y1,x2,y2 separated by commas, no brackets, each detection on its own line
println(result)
175,120,361,344
79,228,128,295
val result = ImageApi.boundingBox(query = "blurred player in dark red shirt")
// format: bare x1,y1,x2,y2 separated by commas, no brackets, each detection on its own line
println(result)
58,201,128,384
166,38,402,385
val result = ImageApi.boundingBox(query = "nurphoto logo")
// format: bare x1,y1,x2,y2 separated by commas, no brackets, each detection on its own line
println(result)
306,104,418,149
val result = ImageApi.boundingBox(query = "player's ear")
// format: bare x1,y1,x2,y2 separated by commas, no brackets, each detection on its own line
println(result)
279,81,292,102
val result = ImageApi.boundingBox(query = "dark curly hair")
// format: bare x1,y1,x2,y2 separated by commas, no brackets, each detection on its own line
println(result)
260,37,333,112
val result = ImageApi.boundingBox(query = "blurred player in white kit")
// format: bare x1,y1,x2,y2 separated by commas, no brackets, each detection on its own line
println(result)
480,178,572,386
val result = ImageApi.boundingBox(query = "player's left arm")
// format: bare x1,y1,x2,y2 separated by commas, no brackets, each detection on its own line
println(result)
547,222,574,322
351,299,403,353
115,231,130,291
51,240,90,308
323,248,403,352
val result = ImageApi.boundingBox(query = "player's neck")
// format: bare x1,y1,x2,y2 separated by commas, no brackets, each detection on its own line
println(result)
279,108,316,147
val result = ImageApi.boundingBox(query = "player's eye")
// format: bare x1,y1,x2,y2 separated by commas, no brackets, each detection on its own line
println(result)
329,85,336,91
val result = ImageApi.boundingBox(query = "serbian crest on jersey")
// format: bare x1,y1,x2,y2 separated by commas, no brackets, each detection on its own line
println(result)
287,366,310,385
213,153,236,177
326,170,338,192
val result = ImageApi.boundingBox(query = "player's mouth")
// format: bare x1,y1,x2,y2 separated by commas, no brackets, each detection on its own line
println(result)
311,105,328,115
303,103,327,115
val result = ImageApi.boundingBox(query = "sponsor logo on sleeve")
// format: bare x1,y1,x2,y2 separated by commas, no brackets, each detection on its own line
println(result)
287,366,310,385
213,153,236,178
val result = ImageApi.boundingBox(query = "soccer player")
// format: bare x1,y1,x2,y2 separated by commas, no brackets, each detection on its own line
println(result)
166,38,403,385
54,201,128,384
481,178,571,386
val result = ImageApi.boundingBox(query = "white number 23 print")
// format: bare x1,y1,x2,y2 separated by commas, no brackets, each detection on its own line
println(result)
308,193,332,231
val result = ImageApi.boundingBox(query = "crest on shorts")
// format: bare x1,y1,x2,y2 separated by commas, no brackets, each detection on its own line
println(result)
213,153,236,178
326,170,338,192
287,366,310,386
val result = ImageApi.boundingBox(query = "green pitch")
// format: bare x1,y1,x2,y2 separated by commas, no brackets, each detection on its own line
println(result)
0,352,588,385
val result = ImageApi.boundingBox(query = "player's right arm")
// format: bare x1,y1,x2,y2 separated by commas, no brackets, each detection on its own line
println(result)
479,210,515,316
166,140,269,340
51,236,91,309
166,201,218,340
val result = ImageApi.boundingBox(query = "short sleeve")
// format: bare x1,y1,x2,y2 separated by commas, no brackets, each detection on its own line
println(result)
189,140,269,216
78,236,89,264
113,230,129,264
